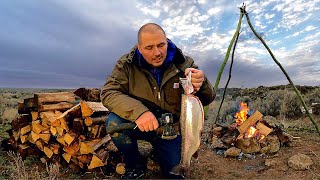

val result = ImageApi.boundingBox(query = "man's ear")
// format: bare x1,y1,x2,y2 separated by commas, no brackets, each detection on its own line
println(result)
137,44,141,52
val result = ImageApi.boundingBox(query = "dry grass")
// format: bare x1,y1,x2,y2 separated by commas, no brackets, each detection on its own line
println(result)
46,163,61,180
7,151,29,180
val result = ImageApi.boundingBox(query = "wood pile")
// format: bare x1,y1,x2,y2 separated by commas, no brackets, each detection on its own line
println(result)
5,91,118,171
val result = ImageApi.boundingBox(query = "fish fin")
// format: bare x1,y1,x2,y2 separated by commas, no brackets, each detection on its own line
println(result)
170,164,185,178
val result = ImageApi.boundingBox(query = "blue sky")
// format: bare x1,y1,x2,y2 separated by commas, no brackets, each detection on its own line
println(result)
0,0,319,89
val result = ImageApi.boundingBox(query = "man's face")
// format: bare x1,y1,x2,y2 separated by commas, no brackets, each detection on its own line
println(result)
138,30,168,67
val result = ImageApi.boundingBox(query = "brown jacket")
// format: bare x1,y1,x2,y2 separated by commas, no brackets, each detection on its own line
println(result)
101,43,215,122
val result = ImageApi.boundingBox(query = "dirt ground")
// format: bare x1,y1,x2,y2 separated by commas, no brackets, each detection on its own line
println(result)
104,120,320,179
191,131,320,179
1,124,319,180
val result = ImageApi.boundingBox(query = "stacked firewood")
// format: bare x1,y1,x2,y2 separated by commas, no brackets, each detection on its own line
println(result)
6,91,117,171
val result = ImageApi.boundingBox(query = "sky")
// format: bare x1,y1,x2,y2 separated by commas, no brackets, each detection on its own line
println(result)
0,0,319,89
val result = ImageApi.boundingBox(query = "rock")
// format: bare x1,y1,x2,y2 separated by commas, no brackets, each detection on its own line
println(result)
212,135,228,149
260,135,280,153
221,133,237,146
265,159,279,167
260,116,284,129
277,132,293,146
212,127,224,138
235,138,261,154
260,146,270,154
288,153,313,170
224,147,241,157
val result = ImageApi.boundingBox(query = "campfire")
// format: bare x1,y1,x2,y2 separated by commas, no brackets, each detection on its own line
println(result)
211,101,292,156
235,102,272,141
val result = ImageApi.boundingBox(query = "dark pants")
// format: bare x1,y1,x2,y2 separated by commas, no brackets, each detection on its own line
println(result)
106,112,181,177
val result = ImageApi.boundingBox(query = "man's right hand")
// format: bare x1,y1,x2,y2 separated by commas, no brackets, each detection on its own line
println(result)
135,111,159,132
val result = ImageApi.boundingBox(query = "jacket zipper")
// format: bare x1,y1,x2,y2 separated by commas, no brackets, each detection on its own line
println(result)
158,91,161,100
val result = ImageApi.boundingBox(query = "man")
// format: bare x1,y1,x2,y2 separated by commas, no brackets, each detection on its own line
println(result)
101,23,215,179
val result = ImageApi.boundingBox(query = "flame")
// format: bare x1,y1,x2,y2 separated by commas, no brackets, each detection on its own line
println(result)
235,101,263,139
234,102,249,125
260,135,265,141
245,126,257,138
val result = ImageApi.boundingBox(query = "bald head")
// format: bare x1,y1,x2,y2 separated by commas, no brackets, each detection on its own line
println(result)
138,23,166,44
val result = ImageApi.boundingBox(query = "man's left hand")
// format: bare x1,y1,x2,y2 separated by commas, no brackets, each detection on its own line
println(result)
185,68,205,93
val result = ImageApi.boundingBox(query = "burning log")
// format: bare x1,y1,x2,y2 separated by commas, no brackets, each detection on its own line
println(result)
236,110,263,135
256,122,272,136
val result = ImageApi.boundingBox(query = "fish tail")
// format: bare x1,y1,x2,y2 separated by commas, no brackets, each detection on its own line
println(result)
170,164,190,178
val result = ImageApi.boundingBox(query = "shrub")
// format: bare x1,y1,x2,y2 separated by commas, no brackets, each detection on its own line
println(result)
305,88,320,104
1,108,18,123
280,90,301,118
262,90,284,116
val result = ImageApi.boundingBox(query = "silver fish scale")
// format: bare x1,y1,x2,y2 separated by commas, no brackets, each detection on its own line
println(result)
174,93,204,177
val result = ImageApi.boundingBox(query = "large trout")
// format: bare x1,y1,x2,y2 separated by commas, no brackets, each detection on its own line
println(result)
170,71,204,178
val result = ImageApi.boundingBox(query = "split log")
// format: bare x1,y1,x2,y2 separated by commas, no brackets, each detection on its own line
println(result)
84,116,107,126
77,154,92,164
80,101,109,118
32,121,49,134
18,102,28,114
74,88,101,102
18,144,30,158
80,141,94,155
63,141,80,156
35,92,77,112
92,135,111,151
30,111,39,121
20,134,29,144
20,125,31,135
35,139,46,151
237,110,263,135
38,102,75,112
50,126,57,136
39,133,51,143
73,118,84,135
116,163,126,175
24,97,36,109
12,115,29,130
63,153,72,163
12,130,20,141
96,148,109,165
256,122,273,136
59,117,69,132
88,155,104,169
64,132,78,146
88,125,100,139
44,146,54,158
34,92,76,106
52,103,81,126
40,111,62,126
31,131,40,142
56,127,64,136
56,135,66,146
50,143,60,154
